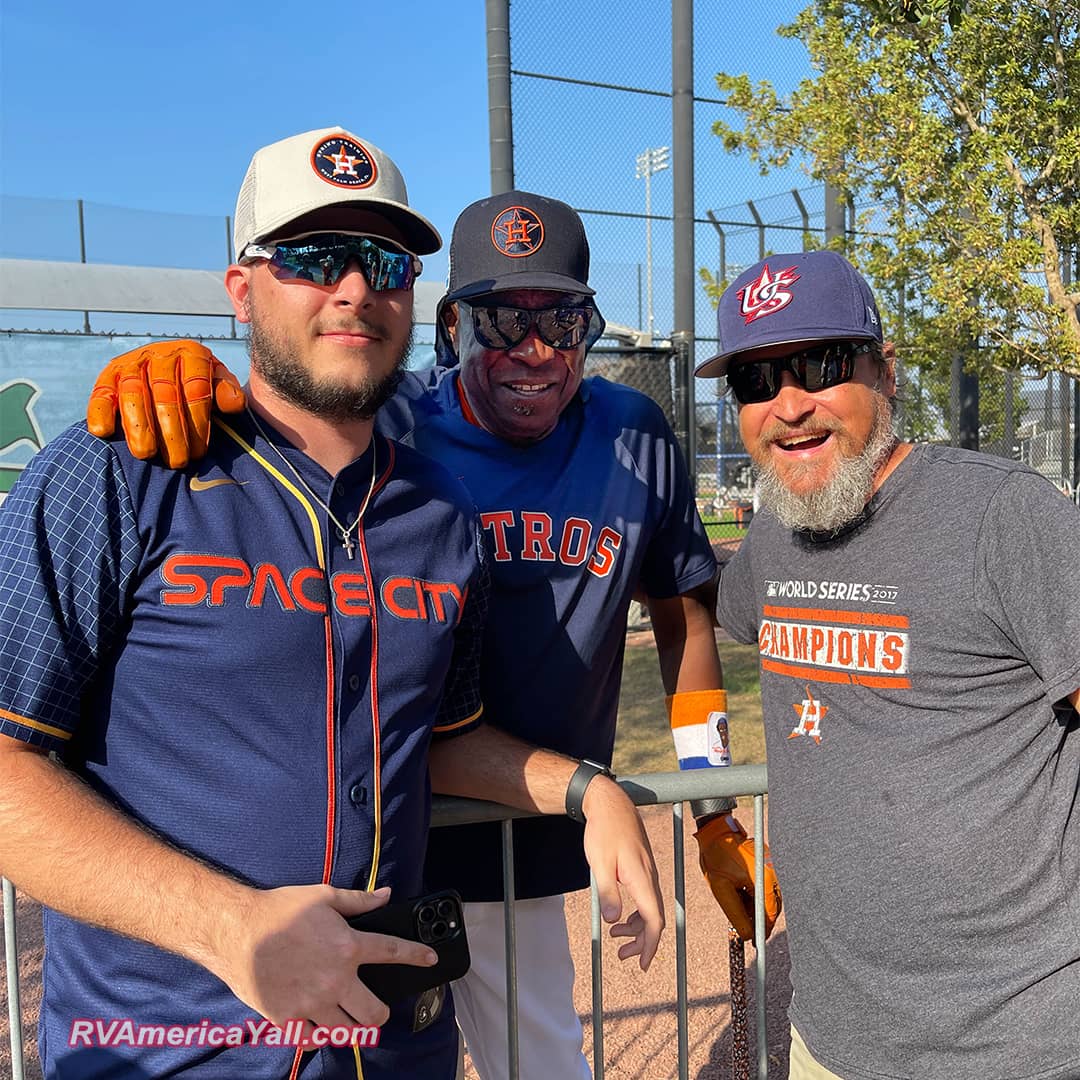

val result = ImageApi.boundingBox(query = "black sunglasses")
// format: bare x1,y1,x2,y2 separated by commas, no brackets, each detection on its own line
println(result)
726,341,880,405
466,303,594,351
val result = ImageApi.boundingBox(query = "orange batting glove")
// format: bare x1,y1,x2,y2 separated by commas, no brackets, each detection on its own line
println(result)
86,340,245,469
694,813,782,941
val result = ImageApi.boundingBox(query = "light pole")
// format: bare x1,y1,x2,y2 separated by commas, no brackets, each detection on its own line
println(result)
635,145,670,341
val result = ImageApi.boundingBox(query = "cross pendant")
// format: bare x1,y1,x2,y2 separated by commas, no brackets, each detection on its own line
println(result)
341,533,356,560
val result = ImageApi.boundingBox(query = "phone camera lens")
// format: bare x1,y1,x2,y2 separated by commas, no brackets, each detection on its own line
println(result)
418,905,436,923
436,899,455,919
431,920,449,939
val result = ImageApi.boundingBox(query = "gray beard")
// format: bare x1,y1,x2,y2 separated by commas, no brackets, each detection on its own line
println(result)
753,394,897,534
249,318,414,422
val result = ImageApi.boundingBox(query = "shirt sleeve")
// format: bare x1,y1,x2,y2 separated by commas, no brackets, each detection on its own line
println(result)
432,518,489,740
716,529,761,645
975,471,1080,708
638,407,718,599
0,427,140,752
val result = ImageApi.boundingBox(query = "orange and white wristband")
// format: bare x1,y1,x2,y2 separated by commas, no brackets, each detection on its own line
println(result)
666,688,731,770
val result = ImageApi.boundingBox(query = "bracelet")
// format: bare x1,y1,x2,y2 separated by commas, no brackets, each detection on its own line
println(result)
564,759,614,824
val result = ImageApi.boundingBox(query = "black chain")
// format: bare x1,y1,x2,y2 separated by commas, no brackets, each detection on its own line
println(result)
729,927,751,1080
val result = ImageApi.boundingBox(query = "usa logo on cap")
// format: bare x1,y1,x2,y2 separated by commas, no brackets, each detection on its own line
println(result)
738,263,800,325
311,135,377,189
491,206,544,258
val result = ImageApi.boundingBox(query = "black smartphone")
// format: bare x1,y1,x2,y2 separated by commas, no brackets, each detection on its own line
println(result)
347,889,470,1003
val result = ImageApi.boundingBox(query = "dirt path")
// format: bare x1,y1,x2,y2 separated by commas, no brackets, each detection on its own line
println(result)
465,802,791,1079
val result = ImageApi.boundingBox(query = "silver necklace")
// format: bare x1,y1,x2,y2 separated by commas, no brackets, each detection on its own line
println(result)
246,406,377,560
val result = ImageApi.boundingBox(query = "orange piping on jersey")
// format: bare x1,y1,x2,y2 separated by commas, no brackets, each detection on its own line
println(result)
455,376,482,428
357,527,382,889
0,707,72,741
433,705,484,733
762,605,909,629
358,438,395,891
761,658,912,689
322,614,337,883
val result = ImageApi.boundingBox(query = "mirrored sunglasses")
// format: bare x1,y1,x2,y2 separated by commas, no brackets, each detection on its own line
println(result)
467,303,594,350
242,232,422,291
726,340,879,405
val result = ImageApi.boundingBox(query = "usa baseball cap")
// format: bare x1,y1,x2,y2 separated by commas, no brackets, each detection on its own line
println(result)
695,250,882,378
232,126,442,260
443,190,596,301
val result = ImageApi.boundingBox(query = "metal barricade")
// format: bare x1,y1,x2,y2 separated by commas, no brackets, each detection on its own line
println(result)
431,763,771,1079
2,765,771,1080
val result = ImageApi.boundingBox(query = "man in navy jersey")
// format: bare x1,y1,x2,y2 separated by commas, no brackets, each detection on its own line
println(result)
0,128,664,1080
85,187,780,1080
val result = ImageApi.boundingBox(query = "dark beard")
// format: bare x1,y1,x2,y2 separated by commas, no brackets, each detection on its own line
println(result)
249,318,413,422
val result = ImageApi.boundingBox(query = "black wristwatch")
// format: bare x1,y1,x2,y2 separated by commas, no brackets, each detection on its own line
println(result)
565,759,615,824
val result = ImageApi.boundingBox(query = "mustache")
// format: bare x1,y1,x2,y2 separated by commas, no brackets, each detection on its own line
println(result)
760,419,840,444
317,319,388,339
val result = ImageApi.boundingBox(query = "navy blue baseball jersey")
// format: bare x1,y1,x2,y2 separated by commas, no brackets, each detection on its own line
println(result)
379,367,716,899
0,413,486,1080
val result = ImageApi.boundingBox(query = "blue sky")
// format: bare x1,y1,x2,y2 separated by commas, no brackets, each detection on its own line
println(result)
0,0,816,471
1,1,812,280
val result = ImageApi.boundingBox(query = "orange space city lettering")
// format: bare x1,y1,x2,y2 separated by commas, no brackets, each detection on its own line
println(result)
479,510,623,577
160,554,465,623
757,604,912,690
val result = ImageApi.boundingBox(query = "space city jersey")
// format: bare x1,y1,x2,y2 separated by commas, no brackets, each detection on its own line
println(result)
0,416,486,1080
380,368,717,899
718,444,1080,1080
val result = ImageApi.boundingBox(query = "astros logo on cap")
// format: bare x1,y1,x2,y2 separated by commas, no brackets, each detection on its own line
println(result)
491,206,544,258
738,263,800,324
311,134,377,189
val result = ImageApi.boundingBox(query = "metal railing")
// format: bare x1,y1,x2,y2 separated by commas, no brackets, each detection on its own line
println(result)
433,764,771,1080
3,765,771,1080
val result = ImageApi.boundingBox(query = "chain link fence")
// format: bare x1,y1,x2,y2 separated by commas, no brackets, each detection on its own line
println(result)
505,1,1080,518
506,0,819,541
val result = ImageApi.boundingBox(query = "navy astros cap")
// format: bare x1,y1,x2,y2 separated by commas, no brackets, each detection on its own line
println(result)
444,190,596,301
695,250,882,378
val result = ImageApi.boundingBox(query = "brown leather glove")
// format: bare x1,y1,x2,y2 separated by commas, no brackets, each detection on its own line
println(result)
86,340,245,468
694,813,782,941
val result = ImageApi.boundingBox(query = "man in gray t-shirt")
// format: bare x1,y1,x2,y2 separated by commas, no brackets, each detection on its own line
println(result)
696,250,1080,1080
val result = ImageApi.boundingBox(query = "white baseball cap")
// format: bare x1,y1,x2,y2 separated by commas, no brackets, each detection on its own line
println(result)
232,126,442,259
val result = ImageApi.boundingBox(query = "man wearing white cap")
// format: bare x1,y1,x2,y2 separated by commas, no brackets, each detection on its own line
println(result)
0,128,664,1080
82,172,784,1077
699,249,1080,1079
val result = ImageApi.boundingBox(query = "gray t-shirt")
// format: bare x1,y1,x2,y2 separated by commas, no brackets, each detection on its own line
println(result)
719,444,1080,1080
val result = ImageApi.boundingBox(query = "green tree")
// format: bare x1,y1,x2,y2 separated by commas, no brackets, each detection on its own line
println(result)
710,1,1080,385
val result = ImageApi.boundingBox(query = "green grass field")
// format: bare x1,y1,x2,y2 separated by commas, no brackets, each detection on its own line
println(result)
611,633,765,777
